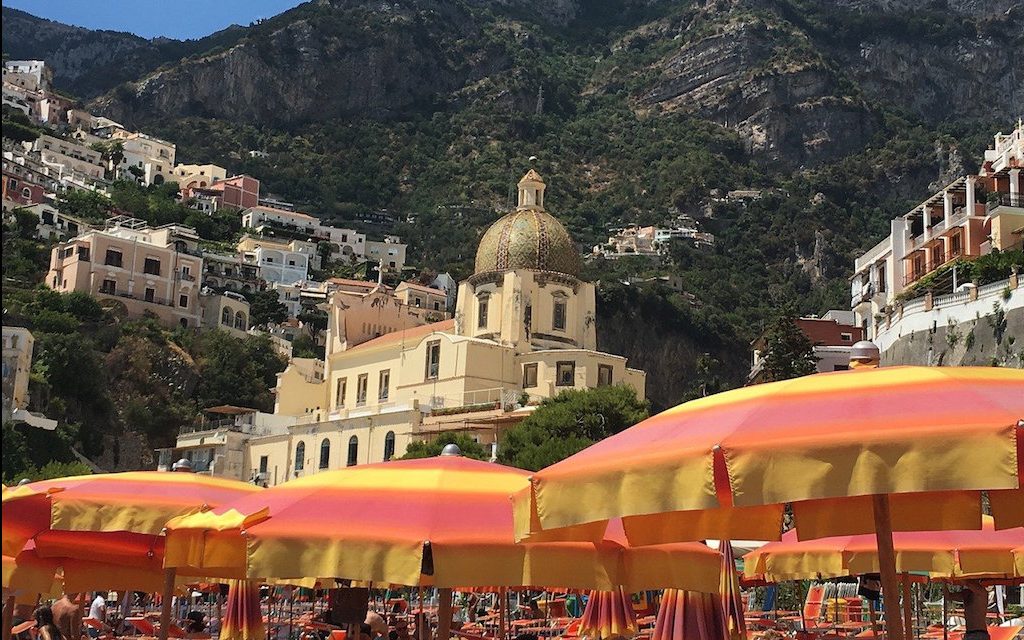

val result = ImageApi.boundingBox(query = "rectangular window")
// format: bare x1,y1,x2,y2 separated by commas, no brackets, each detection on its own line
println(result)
556,361,575,387
179,294,188,308
553,300,567,330
100,279,116,294
356,374,368,406
143,257,161,276
425,340,441,380
104,249,123,267
259,456,268,474
478,298,489,328
378,369,390,401
76,246,90,261
840,332,853,342
523,363,538,388
144,288,155,303
335,377,347,407
598,364,613,387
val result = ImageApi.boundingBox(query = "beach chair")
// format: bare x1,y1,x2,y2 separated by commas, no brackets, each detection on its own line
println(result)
125,617,158,637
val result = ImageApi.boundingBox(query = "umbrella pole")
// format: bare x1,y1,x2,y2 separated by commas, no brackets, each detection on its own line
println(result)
418,587,426,640
900,575,913,640
941,587,948,640
868,599,880,639
2,595,15,640
498,588,507,640
437,589,453,640
288,588,295,640
871,494,905,640
159,568,177,640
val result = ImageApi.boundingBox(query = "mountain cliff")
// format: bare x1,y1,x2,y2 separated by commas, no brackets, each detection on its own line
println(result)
5,0,1021,406
1,6,247,99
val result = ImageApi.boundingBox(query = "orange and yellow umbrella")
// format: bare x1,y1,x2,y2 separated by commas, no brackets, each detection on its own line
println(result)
165,454,722,591
2,544,60,604
512,366,1024,640
221,580,266,640
744,516,1024,583
652,589,728,640
579,588,637,640
2,471,261,581
514,366,1023,542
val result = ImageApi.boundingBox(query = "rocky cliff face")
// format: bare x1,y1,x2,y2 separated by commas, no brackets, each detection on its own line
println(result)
593,0,1021,165
90,0,517,127
12,0,1019,167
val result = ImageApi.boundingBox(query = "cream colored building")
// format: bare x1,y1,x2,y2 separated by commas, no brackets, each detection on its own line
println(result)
173,163,227,190
163,171,646,484
47,217,203,329
110,131,177,186
200,291,251,338
2,327,33,419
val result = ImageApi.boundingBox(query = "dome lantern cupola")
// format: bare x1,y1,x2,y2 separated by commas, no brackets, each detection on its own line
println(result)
517,169,545,210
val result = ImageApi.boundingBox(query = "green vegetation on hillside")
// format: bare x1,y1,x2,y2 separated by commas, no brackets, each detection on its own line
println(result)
1,214,286,476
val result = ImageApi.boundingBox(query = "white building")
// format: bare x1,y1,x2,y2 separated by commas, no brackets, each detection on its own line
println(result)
851,124,1024,339
241,205,322,236
3,60,51,93
365,236,407,271
32,135,105,180
111,131,176,186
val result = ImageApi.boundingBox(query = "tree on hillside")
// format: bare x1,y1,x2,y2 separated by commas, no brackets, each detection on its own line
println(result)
191,331,286,411
760,315,819,382
57,189,111,223
247,290,288,326
401,433,490,462
497,385,649,471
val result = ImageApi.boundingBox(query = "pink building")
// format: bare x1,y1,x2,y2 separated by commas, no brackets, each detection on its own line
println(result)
47,218,204,329
185,174,261,211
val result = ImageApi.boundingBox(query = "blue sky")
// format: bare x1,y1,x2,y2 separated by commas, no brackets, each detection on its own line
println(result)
4,0,305,40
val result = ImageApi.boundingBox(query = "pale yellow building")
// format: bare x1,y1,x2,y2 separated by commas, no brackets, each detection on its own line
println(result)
163,171,646,484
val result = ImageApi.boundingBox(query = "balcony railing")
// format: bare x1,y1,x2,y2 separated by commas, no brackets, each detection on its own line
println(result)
177,272,196,282
101,290,176,308
988,194,1024,209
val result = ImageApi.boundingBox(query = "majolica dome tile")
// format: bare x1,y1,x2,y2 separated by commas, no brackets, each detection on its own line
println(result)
475,209,581,277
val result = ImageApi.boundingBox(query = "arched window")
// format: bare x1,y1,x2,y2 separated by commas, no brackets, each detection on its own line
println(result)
234,311,246,329
383,431,396,461
294,441,305,471
221,306,232,325
347,436,358,467
319,438,331,469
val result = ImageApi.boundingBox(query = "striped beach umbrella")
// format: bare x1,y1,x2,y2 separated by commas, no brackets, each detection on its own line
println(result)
744,515,1024,582
652,589,728,640
221,580,266,640
164,453,721,592
2,471,262,560
579,588,637,640
513,366,1024,640
717,541,745,640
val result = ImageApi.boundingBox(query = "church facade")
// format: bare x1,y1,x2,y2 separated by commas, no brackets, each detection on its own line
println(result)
170,172,645,486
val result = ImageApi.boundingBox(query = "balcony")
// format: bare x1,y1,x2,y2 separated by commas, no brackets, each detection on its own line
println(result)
177,272,196,282
100,290,176,308
988,193,1024,210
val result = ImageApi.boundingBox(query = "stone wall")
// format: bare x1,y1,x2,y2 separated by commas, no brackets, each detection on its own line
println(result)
880,278,1023,367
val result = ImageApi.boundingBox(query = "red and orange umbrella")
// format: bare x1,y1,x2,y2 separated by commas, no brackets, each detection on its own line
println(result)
2,471,262,561
744,516,1024,582
513,366,1024,640
165,453,722,592
221,580,266,640
579,588,637,640
651,589,728,640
